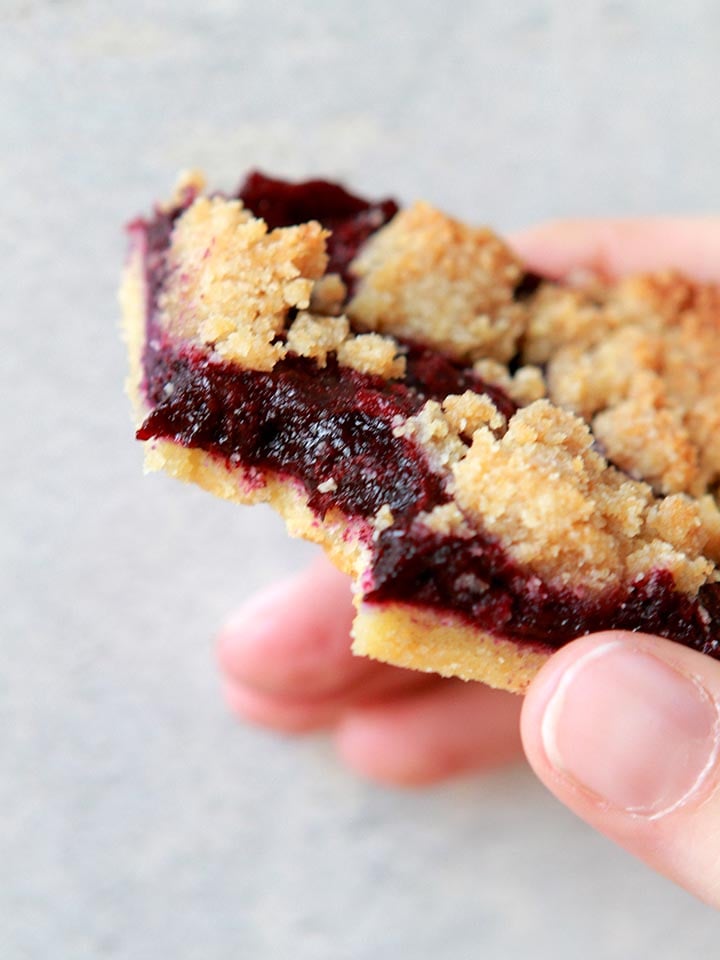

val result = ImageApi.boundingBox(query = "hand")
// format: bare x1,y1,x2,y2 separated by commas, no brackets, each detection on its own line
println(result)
218,218,720,909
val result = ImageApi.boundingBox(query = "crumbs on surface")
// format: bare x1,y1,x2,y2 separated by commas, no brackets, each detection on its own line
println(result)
348,202,526,363
286,312,405,378
450,400,717,595
309,273,347,315
159,197,405,379
473,358,547,406
393,400,467,473
159,196,328,371
336,333,406,379
442,390,506,437
525,273,720,497
285,313,349,367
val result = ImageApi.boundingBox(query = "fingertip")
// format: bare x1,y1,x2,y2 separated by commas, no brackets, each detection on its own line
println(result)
510,218,720,282
335,708,444,787
521,631,666,783
509,220,641,280
216,580,290,682
216,559,368,698
222,680,341,734
336,681,523,788
521,632,720,905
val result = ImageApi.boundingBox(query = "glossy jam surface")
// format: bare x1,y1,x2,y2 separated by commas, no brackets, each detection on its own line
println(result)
238,171,398,283
139,347,447,520
133,173,720,656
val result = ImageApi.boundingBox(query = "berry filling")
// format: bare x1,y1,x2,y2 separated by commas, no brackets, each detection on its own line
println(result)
130,173,720,657
138,346,448,521
237,171,399,285
369,524,719,654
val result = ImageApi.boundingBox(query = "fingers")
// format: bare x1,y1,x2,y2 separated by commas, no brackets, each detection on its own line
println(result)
222,680,349,734
218,556,374,701
510,214,720,905
336,680,522,786
509,218,720,282
521,632,720,908
217,556,433,732
218,558,523,781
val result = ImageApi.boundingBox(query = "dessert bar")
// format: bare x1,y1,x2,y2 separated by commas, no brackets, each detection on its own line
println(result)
122,171,720,692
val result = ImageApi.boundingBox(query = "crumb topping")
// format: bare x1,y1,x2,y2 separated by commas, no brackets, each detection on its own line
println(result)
592,389,699,496
373,504,395,535
698,496,720,563
165,169,207,209
316,477,338,494
160,197,328,371
393,401,467,473
525,273,720,497
418,502,471,537
336,333,406,379
473,359,547,406
442,391,506,436
348,202,526,363
147,179,720,602
309,274,347,315
286,313,349,367
284,311,405,378
451,400,716,594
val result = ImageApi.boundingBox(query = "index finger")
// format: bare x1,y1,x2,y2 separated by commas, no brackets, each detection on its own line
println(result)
509,218,720,282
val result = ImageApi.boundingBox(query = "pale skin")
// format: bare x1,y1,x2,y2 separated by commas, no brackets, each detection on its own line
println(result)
218,219,720,909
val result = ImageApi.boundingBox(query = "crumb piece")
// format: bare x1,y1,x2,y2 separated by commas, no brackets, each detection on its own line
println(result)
336,333,406,379
348,202,526,362
373,504,395,535
395,401,467,472
646,495,707,558
523,286,617,363
522,271,720,498
614,271,720,324
317,477,338,494
506,365,547,404
165,169,207,209
472,359,507,386
592,378,700,496
286,313,350,366
452,401,635,591
442,391,505,436
310,274,347,315
626,542,713,595
160,197,328,371
687,400,720,496
452,399,717,593
547,328,663,419
419,503,470,537
473,359,547,406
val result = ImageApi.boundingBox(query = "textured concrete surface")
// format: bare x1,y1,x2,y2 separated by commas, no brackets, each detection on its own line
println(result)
4,2,720,957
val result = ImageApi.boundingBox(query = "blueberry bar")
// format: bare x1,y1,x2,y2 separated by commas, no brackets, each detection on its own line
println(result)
122,171,720,692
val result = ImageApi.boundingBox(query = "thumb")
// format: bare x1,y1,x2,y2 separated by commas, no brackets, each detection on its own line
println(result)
521,632,720,908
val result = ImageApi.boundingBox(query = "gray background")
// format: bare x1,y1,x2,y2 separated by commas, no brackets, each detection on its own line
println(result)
4,1,720,957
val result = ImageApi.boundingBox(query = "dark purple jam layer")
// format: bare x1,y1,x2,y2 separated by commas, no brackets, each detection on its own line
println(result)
139,345,448,520
238,171,398,284
131,173,720,657
137,333,720,653
368,523,720,655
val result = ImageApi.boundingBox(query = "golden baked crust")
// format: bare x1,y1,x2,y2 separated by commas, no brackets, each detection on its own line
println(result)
122,173,720,693
352,603,550,692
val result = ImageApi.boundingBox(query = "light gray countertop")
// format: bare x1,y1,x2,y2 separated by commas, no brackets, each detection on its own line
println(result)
4,2,720,956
